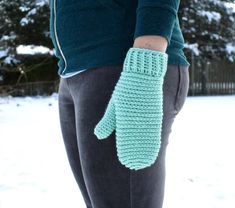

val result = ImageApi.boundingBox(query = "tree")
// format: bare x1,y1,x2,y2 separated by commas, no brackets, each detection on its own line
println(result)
0,0,52,68
179,0,235,62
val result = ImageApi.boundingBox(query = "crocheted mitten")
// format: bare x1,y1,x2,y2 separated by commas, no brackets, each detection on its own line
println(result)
94,47,168,170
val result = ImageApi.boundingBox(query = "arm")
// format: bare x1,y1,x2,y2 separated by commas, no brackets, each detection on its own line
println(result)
133,35,167,52
133,0,180,52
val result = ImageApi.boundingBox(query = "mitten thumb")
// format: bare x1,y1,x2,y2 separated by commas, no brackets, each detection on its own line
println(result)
94,97,116,140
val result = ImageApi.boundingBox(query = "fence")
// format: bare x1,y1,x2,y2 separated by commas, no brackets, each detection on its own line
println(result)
188,56,235,96
0,80,59,97
0,59,235,97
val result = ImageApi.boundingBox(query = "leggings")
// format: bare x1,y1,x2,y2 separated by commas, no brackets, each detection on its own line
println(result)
58,64,190,208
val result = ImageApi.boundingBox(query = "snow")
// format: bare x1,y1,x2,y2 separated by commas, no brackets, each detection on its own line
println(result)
0,33,17,41
0,50,8,58
225,43,235,61
211,0,221,6
224,2,235,13
36,0,49,7
19,1,48,27
0,93,235,208
16,45,54,55
212,34,220,40
28,8,37,16
19,6,30,12
20,17,33,26
3,55,20,65
197,10,221,23
0,36,9,41
184,43,200,56
226,43,235,54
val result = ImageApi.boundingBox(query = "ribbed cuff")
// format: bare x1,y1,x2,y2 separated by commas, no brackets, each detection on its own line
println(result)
123,47,168,78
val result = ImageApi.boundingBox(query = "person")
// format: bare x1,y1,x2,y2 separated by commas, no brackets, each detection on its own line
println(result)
49,0,190,207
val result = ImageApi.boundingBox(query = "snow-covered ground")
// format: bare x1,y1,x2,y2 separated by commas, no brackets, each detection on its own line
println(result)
0,94,235,208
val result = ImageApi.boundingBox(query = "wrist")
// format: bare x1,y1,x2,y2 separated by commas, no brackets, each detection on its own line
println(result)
133,35,168,53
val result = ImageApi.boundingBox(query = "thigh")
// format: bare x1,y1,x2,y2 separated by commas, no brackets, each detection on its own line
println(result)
66,64,189,208
67,65,131,208
58,78,92,208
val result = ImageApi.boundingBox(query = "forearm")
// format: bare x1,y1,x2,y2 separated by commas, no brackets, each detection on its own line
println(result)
133,35,168,53
133,0,180,51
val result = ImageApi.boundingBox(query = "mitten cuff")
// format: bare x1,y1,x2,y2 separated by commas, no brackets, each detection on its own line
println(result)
123,47,168,78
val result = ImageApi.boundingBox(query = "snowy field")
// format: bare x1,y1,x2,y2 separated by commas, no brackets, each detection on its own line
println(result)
0,93,235,208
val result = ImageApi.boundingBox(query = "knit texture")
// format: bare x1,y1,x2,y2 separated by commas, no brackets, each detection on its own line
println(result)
94,47,168,170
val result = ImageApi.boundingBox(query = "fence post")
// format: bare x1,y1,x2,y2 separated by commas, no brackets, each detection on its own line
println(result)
190,50,195,96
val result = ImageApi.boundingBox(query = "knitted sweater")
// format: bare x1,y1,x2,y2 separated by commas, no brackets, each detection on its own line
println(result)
49,0,190,77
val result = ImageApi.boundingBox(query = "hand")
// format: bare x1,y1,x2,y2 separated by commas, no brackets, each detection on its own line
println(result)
93,47,168,170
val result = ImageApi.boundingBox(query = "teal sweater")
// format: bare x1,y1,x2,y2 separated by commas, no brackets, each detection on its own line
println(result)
49,0,190,77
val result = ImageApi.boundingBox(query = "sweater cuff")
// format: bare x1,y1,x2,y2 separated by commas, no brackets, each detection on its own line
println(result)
133,6,177,46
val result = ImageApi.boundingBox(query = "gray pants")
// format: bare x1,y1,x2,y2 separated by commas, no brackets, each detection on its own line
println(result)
58,64,190,208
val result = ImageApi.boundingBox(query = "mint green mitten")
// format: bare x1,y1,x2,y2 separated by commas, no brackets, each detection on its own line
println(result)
94,47,168,170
